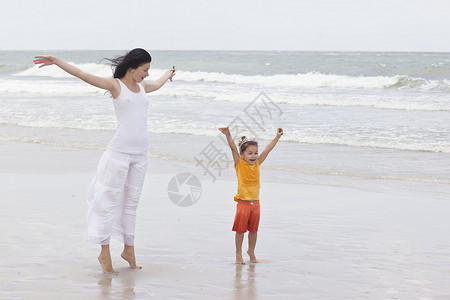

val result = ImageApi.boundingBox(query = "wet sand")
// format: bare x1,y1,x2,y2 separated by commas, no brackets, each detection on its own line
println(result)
1,141,450,299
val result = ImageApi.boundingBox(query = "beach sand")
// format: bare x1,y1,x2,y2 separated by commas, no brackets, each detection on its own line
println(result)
1,141,450,300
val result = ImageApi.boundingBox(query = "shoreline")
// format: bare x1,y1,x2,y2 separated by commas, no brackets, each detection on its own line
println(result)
1,140,448,200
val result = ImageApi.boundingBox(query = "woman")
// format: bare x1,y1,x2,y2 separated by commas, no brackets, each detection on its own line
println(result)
34,48,175,273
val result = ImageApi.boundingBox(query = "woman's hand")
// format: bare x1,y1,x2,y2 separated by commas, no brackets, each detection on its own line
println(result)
33,56,58,68
167,67,176,82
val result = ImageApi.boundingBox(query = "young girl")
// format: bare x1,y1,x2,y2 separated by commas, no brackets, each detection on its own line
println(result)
34,48,175,274
219,127,283,264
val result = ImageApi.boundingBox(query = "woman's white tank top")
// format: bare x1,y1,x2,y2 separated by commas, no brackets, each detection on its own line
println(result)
107,79,149,154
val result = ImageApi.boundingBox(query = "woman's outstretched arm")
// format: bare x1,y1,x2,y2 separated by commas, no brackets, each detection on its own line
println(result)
143,68,175,93
33,56,118,94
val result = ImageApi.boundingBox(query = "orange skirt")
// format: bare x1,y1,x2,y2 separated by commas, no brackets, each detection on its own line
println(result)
232,200,260,233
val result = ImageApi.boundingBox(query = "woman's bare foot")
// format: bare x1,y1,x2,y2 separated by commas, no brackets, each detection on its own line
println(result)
98,253,117,274
247,250,259,263
236,253,245,265
121,245,142,270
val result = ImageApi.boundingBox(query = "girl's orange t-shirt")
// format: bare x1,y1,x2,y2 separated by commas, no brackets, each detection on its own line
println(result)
234,157,260,201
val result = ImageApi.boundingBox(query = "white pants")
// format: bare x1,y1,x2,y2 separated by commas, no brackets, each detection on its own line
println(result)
86,149,148,245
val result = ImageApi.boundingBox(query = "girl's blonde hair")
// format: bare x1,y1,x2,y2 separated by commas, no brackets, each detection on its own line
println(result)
238,136,258,153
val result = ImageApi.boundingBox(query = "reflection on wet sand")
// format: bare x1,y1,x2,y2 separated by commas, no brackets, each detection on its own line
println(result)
233,264,257,300
98,276,113,297
97,269,136,299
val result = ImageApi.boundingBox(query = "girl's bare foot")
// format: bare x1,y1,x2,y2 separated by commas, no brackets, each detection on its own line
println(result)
247,250,259,263
236,253,245,265
121,245,142,270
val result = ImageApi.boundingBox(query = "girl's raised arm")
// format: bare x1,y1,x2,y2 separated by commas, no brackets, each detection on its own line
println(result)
258,128,283,165
218,127,240,166
33,56,118,94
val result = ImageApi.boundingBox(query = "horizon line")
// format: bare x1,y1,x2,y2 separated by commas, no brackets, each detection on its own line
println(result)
1,49,450,54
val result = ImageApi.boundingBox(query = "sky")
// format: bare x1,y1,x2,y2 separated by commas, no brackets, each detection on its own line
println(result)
0,0,449,52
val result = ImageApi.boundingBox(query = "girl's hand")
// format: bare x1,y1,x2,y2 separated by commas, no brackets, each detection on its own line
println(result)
277,128,284,138
219,127,239,164
218,127,231,136
33,56,57,68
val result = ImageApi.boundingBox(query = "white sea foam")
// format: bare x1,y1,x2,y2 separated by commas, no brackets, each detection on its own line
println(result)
170,71,450,91
4,59,450,155
284,132,450,154
2,114,448,153
13,64,450,91
2,79,449,112
157,88,450,111
0,79,102,95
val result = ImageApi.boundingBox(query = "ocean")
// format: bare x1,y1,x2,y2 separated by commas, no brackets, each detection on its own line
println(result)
0,50,449,189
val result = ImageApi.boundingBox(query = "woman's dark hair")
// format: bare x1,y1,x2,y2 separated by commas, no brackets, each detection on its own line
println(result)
105,48,152,78
238,136,258,153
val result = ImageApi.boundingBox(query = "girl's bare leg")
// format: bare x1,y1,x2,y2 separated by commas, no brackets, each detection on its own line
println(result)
247,232,259,263
98,245,117,274
235,233,245,264
121,245,142,270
